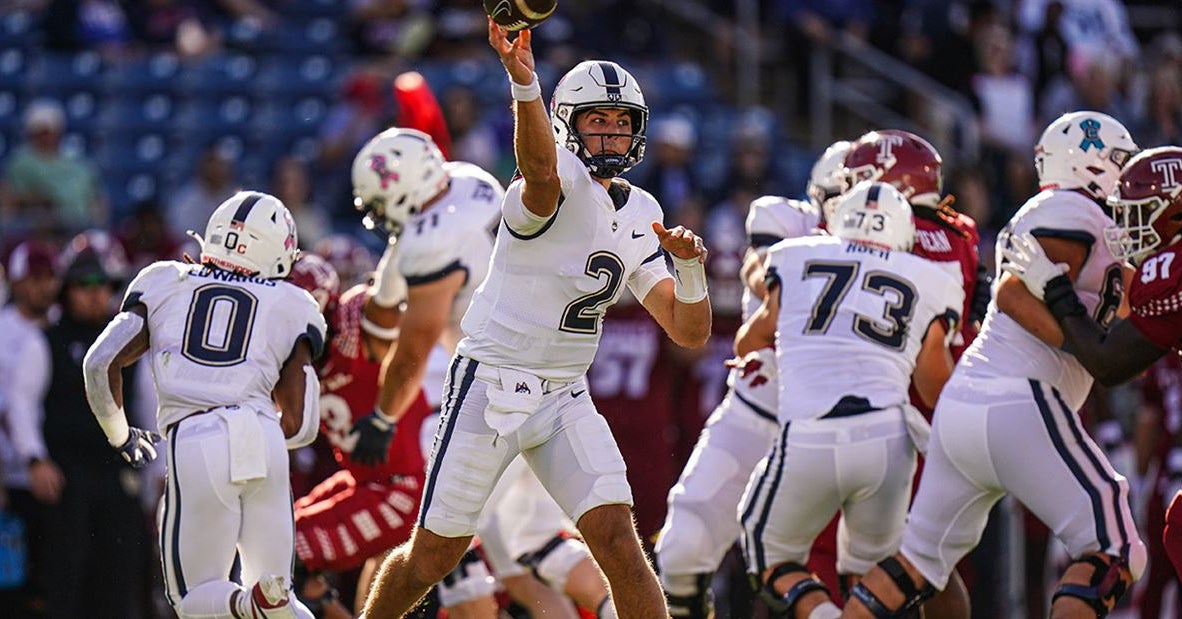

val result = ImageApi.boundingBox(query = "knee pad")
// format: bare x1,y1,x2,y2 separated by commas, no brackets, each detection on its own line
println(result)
757,562,831,619
438,548,496,608
516,534,590,592
848,556,934,619
1052,554,1132,617
664,573,713,619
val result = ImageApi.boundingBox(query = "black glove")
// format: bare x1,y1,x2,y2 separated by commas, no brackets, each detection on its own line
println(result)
116,427,163,469
1043,274,1088,321
970,264,993,324
350,409,397,466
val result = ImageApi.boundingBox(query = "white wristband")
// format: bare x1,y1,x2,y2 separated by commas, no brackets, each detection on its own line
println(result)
672,255,708,304
511,73,542,102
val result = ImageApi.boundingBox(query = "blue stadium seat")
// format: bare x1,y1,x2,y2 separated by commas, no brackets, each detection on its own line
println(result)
286,0,348,19
0,90,21,134
96,94,179,134
254,55,340,98
0,11,41,48
25,51,105,97
182,53,259,96
105,171,161,217
253,96,329,141
0,47,29,91
94,133,170,174
263,18,346,54
175,95,256,134
648,62,713,106
107,52,183,94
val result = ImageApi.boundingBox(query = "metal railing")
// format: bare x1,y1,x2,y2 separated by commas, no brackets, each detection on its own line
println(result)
808,32,980,166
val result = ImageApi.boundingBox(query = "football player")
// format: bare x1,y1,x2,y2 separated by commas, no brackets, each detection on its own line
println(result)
83,191,326,618
844,112,1145,619
737,182,963,619
1003,145,1182,588
362,22,712,619
654,139,850,617
353,127,615,617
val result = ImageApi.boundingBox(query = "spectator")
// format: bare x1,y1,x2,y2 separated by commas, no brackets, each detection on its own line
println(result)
166,142,237,254
10,237,150,618
924,1,1001,103
0,241,60,619
1134,64,1182,147
631,115,704,223
1,100,105,235
1018,0,1139,64
1030,0,1070,112
1039,47,1135,127
271,156,330,248
124,0,217,57
43,0,134,56
442,85,502,175
348,0,434,59
116,199,182,274
315,69,393,213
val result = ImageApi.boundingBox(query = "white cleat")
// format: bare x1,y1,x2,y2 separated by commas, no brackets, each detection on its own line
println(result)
249,574,298,619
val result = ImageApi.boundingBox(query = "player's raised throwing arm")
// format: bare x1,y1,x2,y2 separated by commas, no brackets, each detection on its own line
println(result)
489,19,560,218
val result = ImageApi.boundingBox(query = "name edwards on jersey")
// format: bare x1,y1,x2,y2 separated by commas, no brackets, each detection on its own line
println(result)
191,265,280,287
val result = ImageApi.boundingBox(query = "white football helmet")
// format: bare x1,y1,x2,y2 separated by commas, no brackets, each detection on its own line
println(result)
352,127,448,236
831,181,915,251
198,191,299,278
551,60,648,178
808,139,852,219
1035,111,1139,201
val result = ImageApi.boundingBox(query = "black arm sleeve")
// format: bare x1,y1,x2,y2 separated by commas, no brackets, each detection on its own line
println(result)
1043,275,1169,386
970,263,993,324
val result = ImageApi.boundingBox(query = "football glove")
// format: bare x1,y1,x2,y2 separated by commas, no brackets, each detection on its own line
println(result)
116,427,163,469
1000,232,1068,301
350,409,397,466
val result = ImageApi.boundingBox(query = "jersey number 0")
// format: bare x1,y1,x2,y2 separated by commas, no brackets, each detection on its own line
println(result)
182,284,259,367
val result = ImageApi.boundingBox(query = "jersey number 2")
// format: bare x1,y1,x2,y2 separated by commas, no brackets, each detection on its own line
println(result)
803,260,918,350
182,284,258,367
561,252,625,334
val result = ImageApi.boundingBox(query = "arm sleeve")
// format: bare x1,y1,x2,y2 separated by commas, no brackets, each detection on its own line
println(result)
8,332,52,461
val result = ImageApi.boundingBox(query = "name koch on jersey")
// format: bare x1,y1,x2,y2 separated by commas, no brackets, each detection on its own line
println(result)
122,261,326,433
1128,237,1182,352
960,190,1123,410
318,284,430,482
766,236,963,423
458,147,672,382
398,161,503,349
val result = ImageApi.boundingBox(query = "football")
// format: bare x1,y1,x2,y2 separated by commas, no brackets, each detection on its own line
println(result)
484,0,557,31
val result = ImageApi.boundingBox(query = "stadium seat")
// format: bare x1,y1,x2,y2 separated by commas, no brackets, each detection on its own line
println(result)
0,47,27,91
25,51,105,97
106,52,182,94
0,11,40,48
0,90,21,133
182,53,259,97
96,94,179,134
175,96,255,135
254,55,340,98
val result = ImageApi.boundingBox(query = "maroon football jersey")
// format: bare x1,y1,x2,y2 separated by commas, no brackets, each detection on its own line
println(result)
319,284,430,483
1129,238,1182,352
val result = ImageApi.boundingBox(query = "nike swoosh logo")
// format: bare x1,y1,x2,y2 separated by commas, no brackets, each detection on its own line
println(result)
631,231,644,239
491,0,511,18
571,389,586,398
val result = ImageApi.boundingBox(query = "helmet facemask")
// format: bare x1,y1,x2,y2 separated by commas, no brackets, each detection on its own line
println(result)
558,105,647,178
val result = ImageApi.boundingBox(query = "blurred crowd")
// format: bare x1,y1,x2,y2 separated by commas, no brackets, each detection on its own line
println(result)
0,0,1181,617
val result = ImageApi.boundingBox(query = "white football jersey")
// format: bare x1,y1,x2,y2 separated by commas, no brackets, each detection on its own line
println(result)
768,236,964,422
742,196,821,321
459,147,672,382
960,189,1123,410
399,161,504,352
123,261,327,432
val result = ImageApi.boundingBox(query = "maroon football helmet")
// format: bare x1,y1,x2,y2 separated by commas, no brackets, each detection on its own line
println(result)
1105,146,1182,265
844,129,943,208
290,253,341,314
313,234,376,289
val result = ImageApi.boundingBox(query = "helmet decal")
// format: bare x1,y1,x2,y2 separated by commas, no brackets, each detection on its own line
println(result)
369,154,399,190
1152,158,1182,189
1079,118,1104,152
598,62,623,101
